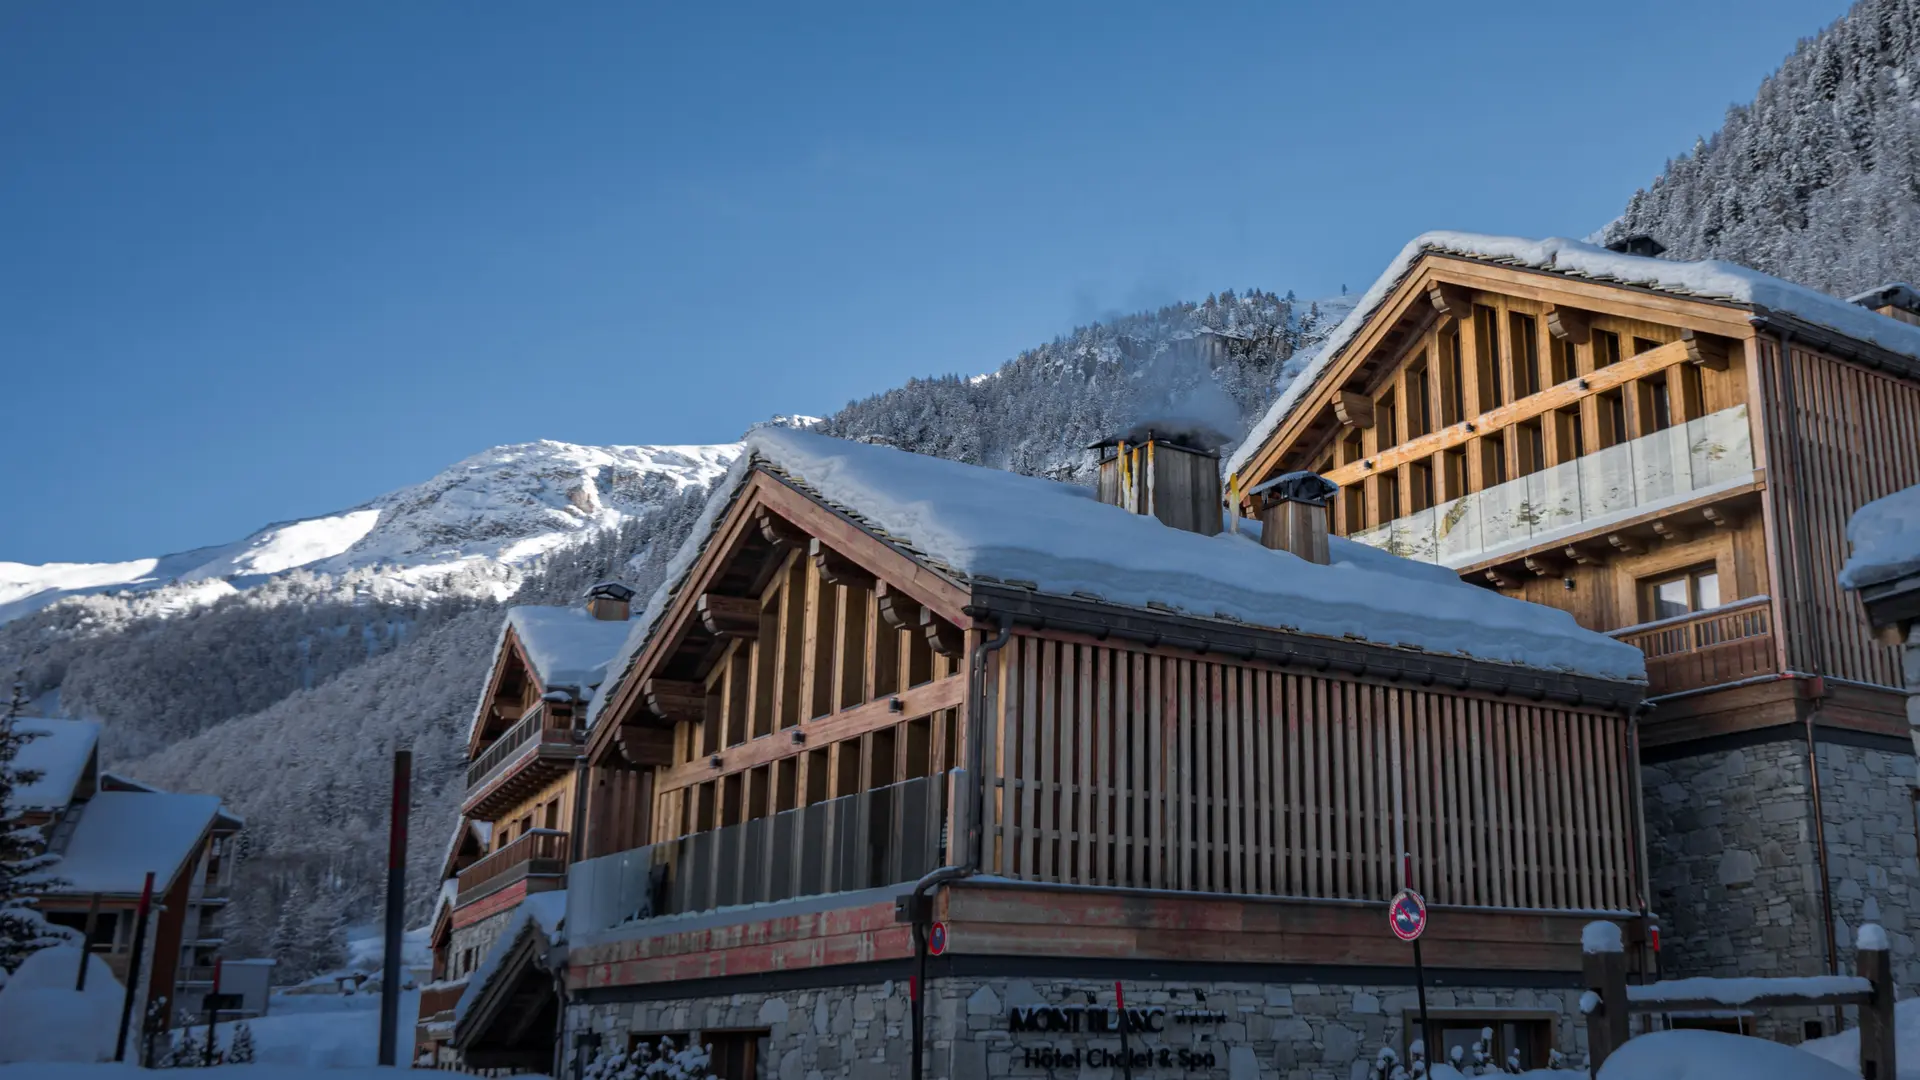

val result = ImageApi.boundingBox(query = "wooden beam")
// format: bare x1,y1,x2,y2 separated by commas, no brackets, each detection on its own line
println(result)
1485,568,1518,588
875,582,922,632
1428,281,1476,322
1334,391,1375,430
1564,545,1601,566
809,538,877,588
1544,305,1593,346
757,509,801,550
1607,534,1643,555
1681,328,1731,371
654,674,965,793
920,608,965,658
1523,556,1562,577
643,678,705,725
1650,520,1689,543
1321,339,1693,487
616,724,675,767
1702,506,1741,529
696,593,760,640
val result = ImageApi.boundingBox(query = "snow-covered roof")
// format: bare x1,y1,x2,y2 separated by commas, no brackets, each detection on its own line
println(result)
588,430,1644,730
6,718,99,812
1840,482,1920,590
452,890,566,1028
51,790,220,895
1226,232,1920,479
465,605,633,745
507,605,632,691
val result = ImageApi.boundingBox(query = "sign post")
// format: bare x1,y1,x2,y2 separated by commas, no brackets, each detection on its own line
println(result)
1393,853,1433,1066
113,872,155,1064
1113,982,1134,1080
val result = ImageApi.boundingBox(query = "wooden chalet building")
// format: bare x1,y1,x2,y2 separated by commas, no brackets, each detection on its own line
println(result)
1225,232,1920,1034
419,587,636,1071
1842,482,1920,755
10,717,244,1031
556,428,1652,1077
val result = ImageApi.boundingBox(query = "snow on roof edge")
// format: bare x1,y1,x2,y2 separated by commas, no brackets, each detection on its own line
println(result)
1225,232,1920,479
1840,481,1920,590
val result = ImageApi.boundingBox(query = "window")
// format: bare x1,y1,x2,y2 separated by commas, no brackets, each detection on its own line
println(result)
1598,389,1628,447
1476,306,1504,411
1342,483,1365,534
1595,329,1622,368
1480,433,1508,487
1340,429,1365,467
1410,459,1435,512
1379,472,1401,521
702,1031,770,1080
1554,406,1584,463
1443,329,1465,424
1644,374,1672,432
1442,448,1469,500
1408,1014,1555,1071
1644,565,1722,621
1406,357,1433,437
1517,419,1546,476
1632,336,1662,356
1377,391,1399,450
1510,312,1541,397
1550,336,1577,385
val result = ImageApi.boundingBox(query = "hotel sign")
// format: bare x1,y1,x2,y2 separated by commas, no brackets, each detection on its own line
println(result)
1007,1002,1229,1073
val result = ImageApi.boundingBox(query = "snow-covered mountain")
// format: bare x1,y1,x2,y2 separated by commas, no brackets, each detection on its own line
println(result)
0,441,737,625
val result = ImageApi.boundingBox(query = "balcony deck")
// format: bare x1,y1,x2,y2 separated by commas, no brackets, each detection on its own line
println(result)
1609,596,1777,698
455,828,569,909
462,704,582,819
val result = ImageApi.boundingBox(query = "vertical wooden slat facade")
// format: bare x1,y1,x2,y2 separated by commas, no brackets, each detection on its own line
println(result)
981,631,1641,912
1759,337,1920,688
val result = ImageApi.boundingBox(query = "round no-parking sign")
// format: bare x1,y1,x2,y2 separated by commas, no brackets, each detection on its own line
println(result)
1389,889,1427,942
928,921,948,956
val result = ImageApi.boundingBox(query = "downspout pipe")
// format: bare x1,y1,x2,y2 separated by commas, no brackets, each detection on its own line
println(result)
1774,330,1841,1005
908,613,1013,1080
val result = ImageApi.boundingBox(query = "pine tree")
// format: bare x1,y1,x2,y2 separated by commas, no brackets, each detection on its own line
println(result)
0,675,66,977
227,1021,255,1064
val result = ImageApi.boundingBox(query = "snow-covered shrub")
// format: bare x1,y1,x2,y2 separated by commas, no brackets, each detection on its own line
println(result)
227,1021,255,1064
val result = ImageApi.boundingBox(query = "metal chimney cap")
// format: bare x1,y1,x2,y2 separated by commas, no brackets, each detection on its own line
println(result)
1251,471,1338,507
585,581,636,602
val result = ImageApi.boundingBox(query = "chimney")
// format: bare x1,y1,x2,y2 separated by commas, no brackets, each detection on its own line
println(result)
584,581,636,621
1605,233,1667,258
1252,471,1338,564
1850,283,1920,327
1090,433,1223,536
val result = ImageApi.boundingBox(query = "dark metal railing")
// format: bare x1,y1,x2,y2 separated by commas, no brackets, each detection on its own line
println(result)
569,772,949,938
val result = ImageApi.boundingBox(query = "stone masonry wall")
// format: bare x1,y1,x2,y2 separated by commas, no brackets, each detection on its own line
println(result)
1642,735,1920,1040
449,908,516,982
570,978,1588,1080
1814,741,1920,994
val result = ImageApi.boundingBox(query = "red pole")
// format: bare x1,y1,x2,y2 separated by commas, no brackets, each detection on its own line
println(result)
114,872,156,1063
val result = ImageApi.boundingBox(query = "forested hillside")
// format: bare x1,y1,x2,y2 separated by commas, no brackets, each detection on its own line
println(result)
823,290,1348,478
1605,0,1920,295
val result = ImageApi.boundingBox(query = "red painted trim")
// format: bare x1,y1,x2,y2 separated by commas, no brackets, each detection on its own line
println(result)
452,881,528,928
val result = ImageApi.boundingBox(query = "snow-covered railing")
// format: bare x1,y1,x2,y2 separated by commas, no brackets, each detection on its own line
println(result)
1579,917,1895,1079
1609,596,1776,696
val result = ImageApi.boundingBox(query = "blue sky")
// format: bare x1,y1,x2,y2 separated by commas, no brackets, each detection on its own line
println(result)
0,1,1850,564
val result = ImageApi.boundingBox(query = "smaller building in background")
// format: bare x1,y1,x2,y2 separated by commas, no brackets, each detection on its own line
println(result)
8,717,245,1029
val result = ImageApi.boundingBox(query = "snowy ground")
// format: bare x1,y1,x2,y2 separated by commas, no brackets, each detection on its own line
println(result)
199,990,422,1070
0,1068,461,1079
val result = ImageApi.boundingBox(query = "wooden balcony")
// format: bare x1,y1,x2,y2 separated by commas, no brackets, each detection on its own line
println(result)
1610,596,1777,697
455,828,569,908
417,981,467,1024
462,705,582,819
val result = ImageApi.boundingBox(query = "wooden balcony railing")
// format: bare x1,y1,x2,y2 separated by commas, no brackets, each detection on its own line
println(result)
1611,596,1776,697
455,828,568,907
466,705,576,792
